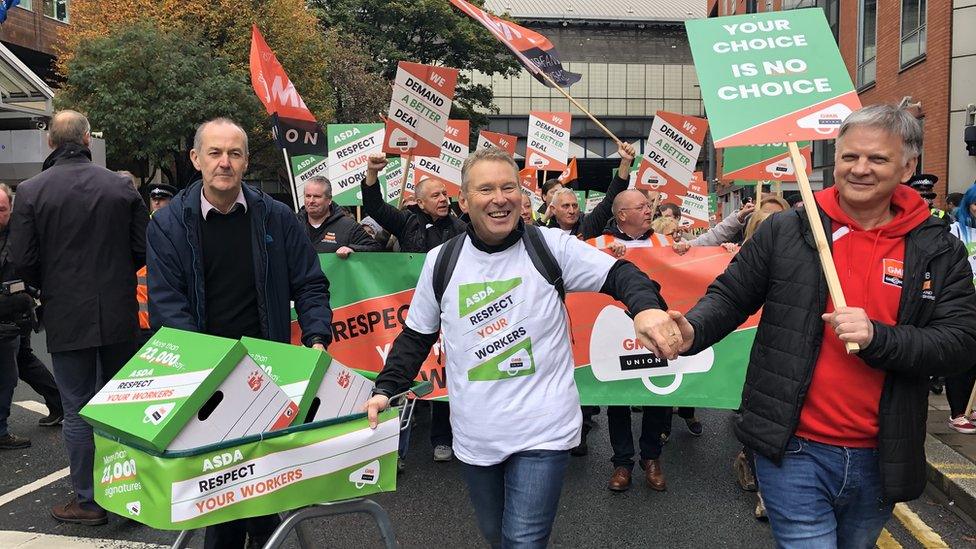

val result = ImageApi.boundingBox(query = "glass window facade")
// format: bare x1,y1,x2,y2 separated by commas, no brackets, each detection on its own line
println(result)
45,0,68,22
477,61,702,119
857,0,877,88
900,0,927,67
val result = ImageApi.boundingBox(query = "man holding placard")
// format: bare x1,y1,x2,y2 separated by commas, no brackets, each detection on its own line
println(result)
669,106,976,546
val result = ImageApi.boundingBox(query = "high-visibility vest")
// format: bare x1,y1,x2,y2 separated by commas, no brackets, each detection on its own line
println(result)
136,265,149,330
585,233,674,249
930,208,947,219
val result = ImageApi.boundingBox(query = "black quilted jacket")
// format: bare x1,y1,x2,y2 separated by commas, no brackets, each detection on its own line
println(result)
685,208,976,502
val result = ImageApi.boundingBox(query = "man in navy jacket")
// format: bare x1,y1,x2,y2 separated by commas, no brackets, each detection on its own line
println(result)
147,118,332,548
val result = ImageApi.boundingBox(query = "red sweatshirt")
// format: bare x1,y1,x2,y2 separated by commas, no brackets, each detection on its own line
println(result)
795,185,930,448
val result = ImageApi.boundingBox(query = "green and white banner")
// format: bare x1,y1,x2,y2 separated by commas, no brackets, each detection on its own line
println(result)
94,411,399,530
686,9,860,147
293,249,758,408
327,123,385,206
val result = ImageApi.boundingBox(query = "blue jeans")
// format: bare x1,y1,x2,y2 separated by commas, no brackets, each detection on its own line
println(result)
755,436,894,549
0,336,19,437
459,450,570,549
51,341,133,509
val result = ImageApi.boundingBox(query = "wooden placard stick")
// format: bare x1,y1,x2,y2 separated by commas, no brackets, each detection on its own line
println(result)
788,141,859,354
756,180,763,203
538,71,622,146
650,191,662,218
401,154,413,200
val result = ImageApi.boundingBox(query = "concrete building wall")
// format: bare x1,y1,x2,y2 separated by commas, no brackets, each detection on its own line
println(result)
950,0,976,192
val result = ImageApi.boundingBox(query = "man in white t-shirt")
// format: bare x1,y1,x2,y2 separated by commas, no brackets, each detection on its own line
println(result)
364,147,684,548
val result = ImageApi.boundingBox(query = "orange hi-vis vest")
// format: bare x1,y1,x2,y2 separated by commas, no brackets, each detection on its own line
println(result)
585,233,674,249
136,266,149,330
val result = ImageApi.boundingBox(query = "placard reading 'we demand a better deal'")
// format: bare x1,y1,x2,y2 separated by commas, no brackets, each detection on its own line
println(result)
525,111,571,171
634,111,708,202
411,120,470,196
686,9,860,147
384,62,459,157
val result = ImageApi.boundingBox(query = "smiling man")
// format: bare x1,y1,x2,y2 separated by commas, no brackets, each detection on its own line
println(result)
668,105,976,547
364,147,685,548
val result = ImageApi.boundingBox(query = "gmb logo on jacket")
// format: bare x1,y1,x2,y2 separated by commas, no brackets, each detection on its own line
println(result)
882,259,935,300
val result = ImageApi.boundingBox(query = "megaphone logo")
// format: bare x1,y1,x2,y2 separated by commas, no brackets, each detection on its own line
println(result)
765,159,795,178
126,501,141,516
388,128,418,152
589,306,714,395
349,460,381,489
640,167,664,189
143,402,175,425
796,103,853,135
498,348,533,377
528,152,551,168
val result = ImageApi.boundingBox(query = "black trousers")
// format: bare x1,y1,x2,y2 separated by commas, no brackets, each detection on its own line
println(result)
946,365,976,417
607,405,669,468
430,400,452,447
204,515,281,549
17,335,61,414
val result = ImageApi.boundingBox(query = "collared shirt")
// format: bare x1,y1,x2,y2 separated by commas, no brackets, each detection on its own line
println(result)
201,187,247,221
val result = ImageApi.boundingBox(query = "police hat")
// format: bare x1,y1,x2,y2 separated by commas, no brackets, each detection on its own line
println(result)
149,183,177,199
906,173,938,189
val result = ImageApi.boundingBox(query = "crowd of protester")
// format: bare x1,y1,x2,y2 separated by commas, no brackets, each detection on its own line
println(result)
2,106,976,549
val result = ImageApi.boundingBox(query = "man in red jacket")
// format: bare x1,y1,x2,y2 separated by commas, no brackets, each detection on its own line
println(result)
670,105,976,547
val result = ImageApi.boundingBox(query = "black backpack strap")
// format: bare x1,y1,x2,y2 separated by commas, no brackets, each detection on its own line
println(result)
521,224,565,302
431,234,466,305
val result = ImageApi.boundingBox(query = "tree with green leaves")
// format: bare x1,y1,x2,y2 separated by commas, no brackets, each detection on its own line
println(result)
57,22,260,186
312,0,522,129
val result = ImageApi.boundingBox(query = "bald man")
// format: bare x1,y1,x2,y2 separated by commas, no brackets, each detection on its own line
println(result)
10,110,149,525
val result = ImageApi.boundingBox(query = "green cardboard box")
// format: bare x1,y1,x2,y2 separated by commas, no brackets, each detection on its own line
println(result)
81,328,248,452
241,337,329,424
82,328,298,452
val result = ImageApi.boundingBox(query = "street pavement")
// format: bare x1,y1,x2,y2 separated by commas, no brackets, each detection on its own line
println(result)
1,334,974,548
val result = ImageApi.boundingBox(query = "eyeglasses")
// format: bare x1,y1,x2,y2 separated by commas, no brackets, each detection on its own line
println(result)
619,204,652,212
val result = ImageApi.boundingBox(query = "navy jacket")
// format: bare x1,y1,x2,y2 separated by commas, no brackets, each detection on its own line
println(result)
147,181,332,347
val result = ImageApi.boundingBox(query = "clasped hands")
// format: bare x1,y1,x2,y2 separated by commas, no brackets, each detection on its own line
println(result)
633,309,695,360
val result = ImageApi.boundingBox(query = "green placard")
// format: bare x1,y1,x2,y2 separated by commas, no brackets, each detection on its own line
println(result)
722,141,811,180
327,123,385,206
686,9,860,147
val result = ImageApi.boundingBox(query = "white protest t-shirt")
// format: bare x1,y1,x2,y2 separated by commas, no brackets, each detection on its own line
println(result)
406,228,617,466
949,222,976,285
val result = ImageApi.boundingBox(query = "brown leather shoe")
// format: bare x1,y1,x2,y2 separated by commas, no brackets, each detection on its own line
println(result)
641,459,666,491
607,466,632,491
51,498,107,526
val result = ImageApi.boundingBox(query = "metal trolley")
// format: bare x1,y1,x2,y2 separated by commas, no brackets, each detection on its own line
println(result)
169,383,430,549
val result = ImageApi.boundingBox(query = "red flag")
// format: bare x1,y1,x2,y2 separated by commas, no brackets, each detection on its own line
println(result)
557,157,578,184
249,25,316,122
519,167,540,196
449,0,581,88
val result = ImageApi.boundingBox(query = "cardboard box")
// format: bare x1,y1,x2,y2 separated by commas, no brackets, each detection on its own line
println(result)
240,337,329,424
167,352,299,450
81,328,298,452
308,359,376,423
